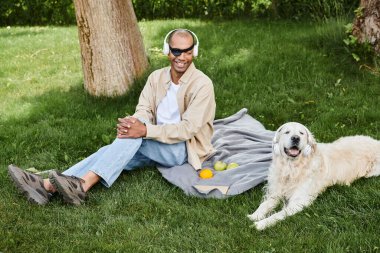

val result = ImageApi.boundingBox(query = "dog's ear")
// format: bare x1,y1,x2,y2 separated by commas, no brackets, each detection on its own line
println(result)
273,143,281,155
303,126,317,157
303,145,312,156
272,126,283,156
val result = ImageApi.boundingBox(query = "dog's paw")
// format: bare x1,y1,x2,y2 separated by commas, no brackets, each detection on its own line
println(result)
247,212,265,221
254,220,269,231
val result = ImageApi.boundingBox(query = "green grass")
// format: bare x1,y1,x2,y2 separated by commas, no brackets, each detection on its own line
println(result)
1,19,379,252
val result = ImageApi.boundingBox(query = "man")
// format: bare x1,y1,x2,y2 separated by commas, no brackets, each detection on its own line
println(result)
8,29,216,205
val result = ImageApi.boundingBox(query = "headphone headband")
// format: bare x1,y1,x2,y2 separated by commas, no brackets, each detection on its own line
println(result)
163,29,199,57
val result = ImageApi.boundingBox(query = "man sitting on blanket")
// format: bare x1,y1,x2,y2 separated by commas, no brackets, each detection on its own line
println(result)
8,28,216,205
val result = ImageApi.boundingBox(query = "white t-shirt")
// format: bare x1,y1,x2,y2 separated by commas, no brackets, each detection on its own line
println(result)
156,82,181,125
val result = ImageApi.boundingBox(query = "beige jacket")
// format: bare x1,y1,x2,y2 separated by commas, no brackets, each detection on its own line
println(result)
133,62,216,170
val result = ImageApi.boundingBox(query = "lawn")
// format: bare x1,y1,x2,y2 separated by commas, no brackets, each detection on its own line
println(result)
0,19,379,252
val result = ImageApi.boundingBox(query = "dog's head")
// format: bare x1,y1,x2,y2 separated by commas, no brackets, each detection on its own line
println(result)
273,122,316,159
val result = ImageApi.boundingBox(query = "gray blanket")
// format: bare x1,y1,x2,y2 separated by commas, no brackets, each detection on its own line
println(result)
157,108,274,198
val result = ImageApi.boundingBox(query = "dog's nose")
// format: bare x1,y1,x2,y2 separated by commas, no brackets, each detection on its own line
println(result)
291,135,300,143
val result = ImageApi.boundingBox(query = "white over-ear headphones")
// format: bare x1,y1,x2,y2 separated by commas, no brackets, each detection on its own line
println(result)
163,29,199,57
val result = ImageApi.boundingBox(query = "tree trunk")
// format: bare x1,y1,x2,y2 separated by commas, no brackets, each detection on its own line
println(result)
73,0,148,97
352,0,380,55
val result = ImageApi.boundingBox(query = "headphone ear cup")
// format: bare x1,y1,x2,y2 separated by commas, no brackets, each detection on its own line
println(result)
163,42,169,55
303,145,312,156
193,44,198,57
273,143,280,156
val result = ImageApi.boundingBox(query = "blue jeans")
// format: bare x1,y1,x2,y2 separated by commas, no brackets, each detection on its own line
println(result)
63,138,187,187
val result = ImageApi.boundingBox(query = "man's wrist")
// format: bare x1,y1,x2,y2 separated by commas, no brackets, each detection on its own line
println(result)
143,122,147,137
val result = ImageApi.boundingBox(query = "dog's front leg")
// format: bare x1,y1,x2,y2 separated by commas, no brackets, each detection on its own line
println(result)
247,197,279,222
254,191,317,230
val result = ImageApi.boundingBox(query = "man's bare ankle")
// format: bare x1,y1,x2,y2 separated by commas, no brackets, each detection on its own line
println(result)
43,179,56,193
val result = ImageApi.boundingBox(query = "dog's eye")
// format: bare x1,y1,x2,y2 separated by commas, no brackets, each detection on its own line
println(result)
300,131,304,135
285,131,290,134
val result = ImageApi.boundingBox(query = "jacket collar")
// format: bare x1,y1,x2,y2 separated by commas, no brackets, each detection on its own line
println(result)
164,62,196,89
178,62,196,85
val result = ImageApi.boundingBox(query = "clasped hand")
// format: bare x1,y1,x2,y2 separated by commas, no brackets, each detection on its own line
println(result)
117,116,147,138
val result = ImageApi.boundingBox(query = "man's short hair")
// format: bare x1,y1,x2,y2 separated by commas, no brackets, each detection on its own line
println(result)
168,29,194,45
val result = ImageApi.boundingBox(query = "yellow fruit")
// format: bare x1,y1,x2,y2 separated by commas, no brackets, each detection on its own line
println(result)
199,168,213,179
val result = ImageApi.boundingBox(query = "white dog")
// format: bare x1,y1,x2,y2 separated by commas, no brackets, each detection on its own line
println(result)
247,122,380,230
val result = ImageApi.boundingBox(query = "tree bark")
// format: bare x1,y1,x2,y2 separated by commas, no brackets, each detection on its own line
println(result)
352,0,380,55
73,0,148,97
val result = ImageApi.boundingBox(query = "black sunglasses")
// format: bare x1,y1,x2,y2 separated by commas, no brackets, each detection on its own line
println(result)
169,44,194,56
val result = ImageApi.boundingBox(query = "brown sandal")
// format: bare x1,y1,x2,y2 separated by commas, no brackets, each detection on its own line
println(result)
8,164,52,205
48,171,87,206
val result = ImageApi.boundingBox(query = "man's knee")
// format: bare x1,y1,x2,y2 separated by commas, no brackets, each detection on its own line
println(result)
111,137,142,147
139,140,187,167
